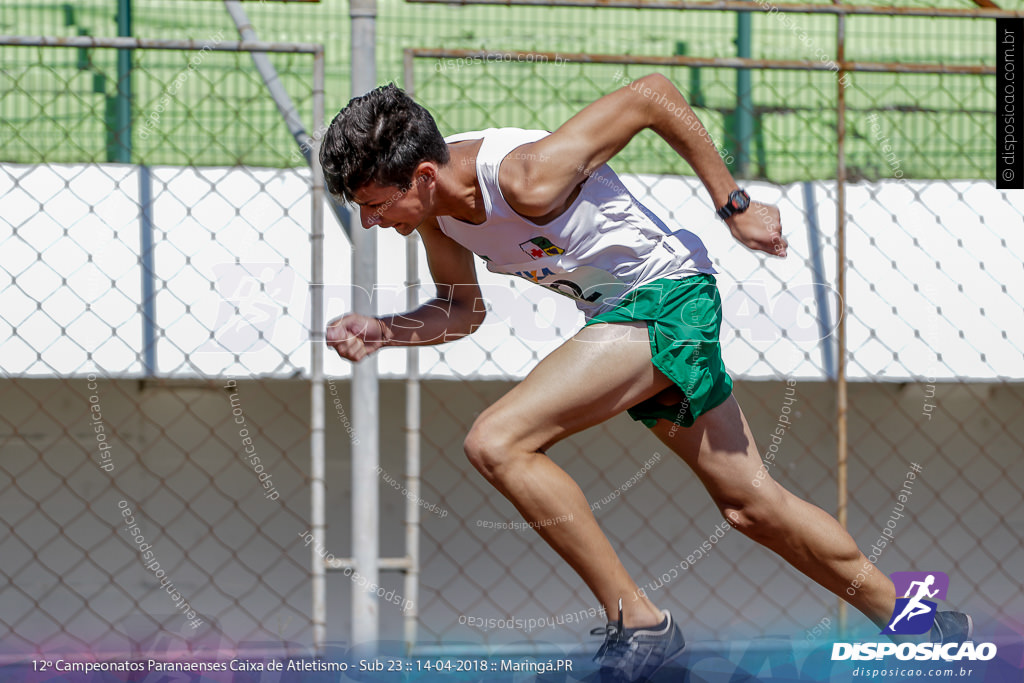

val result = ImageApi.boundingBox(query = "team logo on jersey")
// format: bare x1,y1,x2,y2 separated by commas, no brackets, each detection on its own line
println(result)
519,237,565,259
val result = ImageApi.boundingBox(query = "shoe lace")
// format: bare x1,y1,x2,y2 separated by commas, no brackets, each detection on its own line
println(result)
591,599,634,661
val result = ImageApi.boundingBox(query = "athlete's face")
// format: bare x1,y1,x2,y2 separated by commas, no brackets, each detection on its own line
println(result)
352,169,434,236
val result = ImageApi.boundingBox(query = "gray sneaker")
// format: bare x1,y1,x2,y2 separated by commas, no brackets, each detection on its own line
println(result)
929,611,973,645
590,603,686,683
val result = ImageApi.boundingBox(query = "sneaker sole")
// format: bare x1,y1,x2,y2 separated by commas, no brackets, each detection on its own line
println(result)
933,612,974,644
642,641,687,683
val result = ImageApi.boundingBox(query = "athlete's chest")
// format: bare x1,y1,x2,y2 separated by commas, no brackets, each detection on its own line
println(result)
439,210,573,266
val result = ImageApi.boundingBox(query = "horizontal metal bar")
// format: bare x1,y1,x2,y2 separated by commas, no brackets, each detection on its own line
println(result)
0,35,323,54
325,556,413,571
410,48,997,75
839,61,994,75
405,0,1024,19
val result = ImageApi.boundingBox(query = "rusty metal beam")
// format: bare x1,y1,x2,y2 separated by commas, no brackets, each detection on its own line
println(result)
405,0,1023,19
834,7,849,642
410,48,997,75
0,34,322,53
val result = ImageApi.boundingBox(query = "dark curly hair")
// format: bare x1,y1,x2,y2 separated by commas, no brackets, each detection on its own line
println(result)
319,83,450,202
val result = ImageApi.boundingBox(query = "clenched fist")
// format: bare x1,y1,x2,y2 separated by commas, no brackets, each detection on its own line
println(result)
326,313,392,362
726,202,787,258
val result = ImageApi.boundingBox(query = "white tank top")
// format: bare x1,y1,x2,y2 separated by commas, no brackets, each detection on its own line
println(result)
436,128,715,317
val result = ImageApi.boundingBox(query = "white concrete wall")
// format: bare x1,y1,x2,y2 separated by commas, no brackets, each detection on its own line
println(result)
4,164,1021,381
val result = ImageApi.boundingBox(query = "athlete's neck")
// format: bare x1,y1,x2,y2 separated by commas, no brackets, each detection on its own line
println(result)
432,140,486,225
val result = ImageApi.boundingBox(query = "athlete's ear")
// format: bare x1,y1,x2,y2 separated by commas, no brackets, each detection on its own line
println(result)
413,161,438,188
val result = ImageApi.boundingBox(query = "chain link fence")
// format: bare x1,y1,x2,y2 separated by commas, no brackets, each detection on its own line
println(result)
2,0,1022,668
4,1,1006,173
0,37,333,660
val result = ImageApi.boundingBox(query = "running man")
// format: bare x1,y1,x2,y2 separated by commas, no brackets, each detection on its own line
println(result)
319,75,971,681
889,575,940,631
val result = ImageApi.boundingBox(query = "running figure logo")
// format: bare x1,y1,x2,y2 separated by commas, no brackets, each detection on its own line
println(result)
881,571,950,635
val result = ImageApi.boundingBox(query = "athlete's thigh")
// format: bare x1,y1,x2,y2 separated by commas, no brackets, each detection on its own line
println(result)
648,394,773,506
478,321,674,451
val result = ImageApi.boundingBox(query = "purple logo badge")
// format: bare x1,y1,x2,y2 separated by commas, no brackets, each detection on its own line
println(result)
881,571,950,635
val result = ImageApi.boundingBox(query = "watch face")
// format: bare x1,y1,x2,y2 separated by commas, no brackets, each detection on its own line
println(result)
718,190,750,219
732,190,750,211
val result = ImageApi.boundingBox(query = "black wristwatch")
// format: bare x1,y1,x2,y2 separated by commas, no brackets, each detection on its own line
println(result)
716,189,751,220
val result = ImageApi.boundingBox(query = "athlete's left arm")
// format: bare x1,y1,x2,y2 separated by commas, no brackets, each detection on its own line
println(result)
501,72,786,257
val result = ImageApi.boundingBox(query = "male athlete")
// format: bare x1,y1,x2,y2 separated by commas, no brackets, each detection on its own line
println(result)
320,75,971,681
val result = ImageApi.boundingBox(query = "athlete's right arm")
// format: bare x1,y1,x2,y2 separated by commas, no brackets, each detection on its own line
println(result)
325,218,486,362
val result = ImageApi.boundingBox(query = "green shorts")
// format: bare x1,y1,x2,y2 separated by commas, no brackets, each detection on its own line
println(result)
585,273,733,429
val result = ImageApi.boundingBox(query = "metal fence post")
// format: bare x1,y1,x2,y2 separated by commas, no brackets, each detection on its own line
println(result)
350,0,380,655
114,0,132,163
835,11,849,639
311,46,327,656
734,10,753,178
401,51,422,656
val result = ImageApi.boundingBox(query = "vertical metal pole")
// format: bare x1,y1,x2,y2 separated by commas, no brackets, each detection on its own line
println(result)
801,181,836,380
835,12,849,639
351,0,379,656
118,0,156,375
674,42,704,108
114,0,132,163
401,50,420,656
139,166,156,375
403,235,421,655
310,47,327,656
735,11,753,178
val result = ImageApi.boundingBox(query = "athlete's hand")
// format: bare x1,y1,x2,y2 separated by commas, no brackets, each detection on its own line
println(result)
326,313,391,362
726,202,788,258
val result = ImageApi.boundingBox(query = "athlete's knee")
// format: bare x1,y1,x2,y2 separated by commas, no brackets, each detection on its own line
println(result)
717,484,785,540
720,504,778,542
462,421,488,472
463,415,518,480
